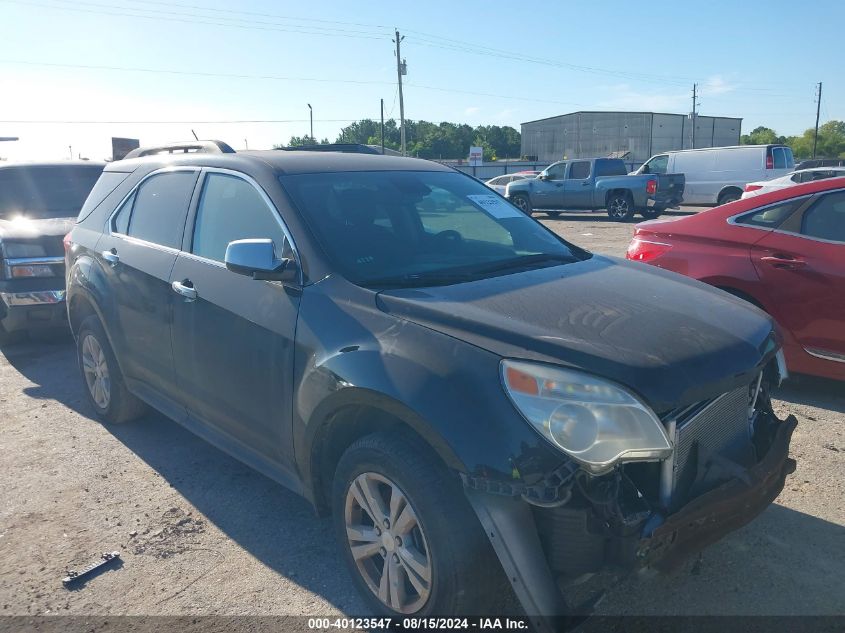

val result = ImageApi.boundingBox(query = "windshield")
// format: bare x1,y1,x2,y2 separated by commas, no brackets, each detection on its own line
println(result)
0,165,104,220
280,170,586,287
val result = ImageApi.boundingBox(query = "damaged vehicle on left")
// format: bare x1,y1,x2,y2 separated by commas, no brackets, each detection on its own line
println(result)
0,161,105,345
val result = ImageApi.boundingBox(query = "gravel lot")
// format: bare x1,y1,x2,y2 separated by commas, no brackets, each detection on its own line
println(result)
1,209,842,621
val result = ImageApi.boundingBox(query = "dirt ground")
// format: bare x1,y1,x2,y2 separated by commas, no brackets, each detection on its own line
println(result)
1,210,843,621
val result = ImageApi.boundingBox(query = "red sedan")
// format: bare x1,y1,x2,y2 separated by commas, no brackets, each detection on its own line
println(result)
626,177,845,381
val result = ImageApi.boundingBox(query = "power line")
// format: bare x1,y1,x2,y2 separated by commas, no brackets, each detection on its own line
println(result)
0,0,387,40
0,119,369,124
0,59,393,86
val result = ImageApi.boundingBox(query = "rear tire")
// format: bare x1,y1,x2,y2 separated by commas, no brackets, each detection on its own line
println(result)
77,315,146,424
510,194,533,216
332,430,506,617
718,190,742,205
607,192,635,221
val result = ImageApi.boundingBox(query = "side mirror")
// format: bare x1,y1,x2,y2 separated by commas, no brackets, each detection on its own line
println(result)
538,173,549,181
225,239,297,282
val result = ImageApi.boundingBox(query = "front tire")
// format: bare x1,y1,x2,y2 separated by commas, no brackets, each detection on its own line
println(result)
510,194,533,216
332,430,505,617
607,192,635,221
77,315,146,424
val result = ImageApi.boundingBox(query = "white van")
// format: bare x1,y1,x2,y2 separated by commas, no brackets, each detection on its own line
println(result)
634,145,795,205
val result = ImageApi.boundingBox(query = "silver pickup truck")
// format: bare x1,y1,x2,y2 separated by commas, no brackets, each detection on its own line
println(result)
505,157,685,221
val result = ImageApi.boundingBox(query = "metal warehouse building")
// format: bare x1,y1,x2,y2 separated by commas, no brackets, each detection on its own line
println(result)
520,111,742,166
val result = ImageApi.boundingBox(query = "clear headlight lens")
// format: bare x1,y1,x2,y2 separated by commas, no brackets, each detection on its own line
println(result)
501,360,671,474
3,242,47,258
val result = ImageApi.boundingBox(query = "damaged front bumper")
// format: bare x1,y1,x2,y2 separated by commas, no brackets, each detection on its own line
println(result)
637,414,797,571
464,410,797,621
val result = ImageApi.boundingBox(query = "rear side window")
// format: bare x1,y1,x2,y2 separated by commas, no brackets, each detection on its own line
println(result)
126,171,198,249
734,201,798,228
568,161,591,179
773,148,787,169
802,192,845,242
77,171,130,222
596,160,629,177
191,173,287,262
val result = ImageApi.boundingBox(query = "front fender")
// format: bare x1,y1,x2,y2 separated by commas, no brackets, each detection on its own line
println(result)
291,276,565,500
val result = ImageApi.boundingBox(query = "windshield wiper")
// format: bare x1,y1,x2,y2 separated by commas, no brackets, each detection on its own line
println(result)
364,271,477,289
471,253,576,275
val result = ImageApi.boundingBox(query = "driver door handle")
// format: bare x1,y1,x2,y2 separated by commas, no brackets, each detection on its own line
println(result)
171,279,197,301
101,249,119,265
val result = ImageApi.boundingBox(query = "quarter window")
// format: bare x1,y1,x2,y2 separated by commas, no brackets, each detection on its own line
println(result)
734,201,798,228
126,171,198,248
112,191,135,234
192,173,287,262
801,192,845,242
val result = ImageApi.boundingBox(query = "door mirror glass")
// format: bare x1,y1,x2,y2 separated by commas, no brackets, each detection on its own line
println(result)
224,239,297,282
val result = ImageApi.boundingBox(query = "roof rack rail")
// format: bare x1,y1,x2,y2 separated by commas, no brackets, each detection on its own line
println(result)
123,140,236,159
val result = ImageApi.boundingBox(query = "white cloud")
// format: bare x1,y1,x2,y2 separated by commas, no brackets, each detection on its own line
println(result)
464,106,481,115
596,75,735,112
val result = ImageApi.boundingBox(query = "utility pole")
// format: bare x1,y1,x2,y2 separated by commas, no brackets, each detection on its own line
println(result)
307,103,313,143
812,82,822,158
691,83,697,149
380,98,385,154
393,30,406,155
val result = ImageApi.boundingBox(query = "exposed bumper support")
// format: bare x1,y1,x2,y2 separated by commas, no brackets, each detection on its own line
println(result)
638,414,798,571
464,489,568,633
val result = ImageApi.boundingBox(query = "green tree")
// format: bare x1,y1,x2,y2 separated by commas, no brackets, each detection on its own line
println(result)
740,126,782,145
333,118,521,160
785,120,845,158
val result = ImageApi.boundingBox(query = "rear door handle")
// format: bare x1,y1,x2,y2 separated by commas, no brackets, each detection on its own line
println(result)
171,280,197,301
760,255,807,270
101,249,119,265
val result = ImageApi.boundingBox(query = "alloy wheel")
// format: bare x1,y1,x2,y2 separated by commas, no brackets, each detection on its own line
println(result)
344,472,432,614
608,196,630,220
81,334,111,410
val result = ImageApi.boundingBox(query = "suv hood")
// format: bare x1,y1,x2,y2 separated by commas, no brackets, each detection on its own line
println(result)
376,256,777,413
0,216,75,240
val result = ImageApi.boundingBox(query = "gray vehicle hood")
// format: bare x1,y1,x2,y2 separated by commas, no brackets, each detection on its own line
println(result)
376,256,778,413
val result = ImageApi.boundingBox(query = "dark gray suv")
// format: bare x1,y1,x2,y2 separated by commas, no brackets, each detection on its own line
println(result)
66,141,797,622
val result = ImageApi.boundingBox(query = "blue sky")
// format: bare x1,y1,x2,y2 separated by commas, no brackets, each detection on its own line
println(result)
1,0,842,160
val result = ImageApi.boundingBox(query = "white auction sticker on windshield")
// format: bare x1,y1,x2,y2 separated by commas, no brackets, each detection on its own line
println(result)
466,194,523,219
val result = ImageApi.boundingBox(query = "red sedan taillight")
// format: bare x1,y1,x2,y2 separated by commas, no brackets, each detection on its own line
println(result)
626,237,672,263
646,179,658,195
744,184,763,193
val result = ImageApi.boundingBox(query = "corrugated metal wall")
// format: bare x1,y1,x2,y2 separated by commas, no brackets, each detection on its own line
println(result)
521,112,742,165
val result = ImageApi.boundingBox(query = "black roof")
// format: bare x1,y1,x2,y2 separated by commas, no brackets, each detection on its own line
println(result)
106,149,451,175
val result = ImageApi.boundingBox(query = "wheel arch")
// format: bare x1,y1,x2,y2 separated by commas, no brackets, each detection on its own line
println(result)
717,186,743,205
605,188,632,206
303,388,464,516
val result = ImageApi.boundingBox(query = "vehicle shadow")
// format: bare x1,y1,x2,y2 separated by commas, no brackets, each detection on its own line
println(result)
595,503,845,616
1,332,367,614
774,375,845,415
0,332,96,420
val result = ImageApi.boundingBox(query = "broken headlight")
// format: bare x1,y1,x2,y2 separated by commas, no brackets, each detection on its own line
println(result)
501,360,672,474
